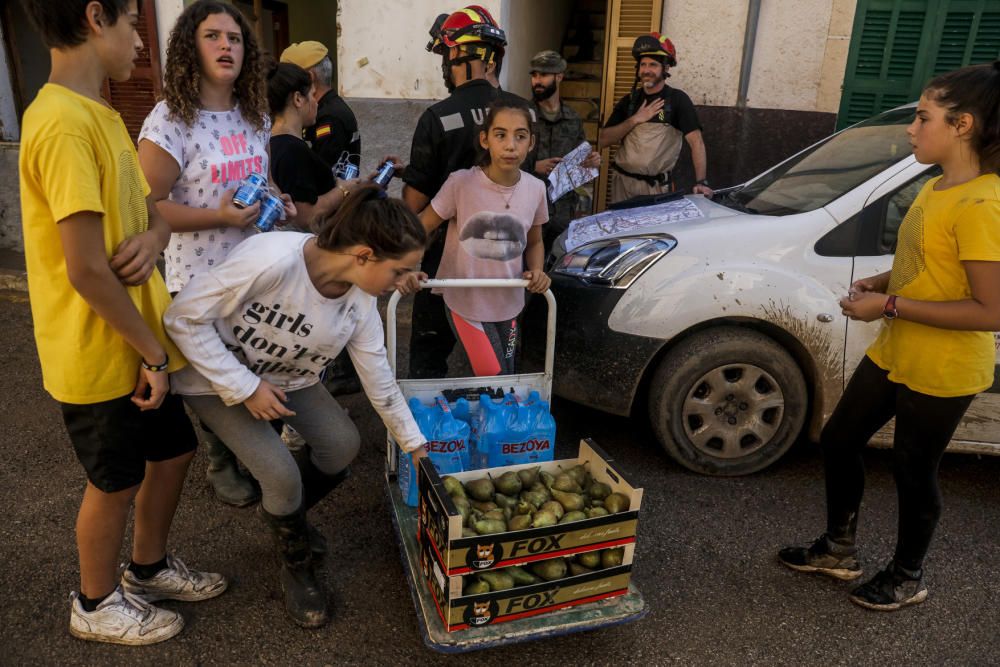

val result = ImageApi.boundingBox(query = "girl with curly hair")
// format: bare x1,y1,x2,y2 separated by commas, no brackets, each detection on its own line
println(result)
138,0,295,507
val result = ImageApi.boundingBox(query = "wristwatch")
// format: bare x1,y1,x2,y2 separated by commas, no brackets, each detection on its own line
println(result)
696,179,710,187
882,295,898,320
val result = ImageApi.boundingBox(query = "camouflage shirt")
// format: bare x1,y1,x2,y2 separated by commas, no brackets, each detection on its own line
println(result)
531,101,587,234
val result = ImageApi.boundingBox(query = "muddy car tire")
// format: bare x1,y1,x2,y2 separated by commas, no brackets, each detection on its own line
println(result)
648,327,807,476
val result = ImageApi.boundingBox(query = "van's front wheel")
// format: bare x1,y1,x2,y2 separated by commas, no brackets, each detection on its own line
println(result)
647,327,807,476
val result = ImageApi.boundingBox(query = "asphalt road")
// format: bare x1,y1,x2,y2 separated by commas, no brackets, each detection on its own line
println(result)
1,290,997,666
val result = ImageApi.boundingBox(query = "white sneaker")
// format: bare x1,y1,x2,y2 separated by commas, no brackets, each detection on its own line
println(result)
69,586,183,645
120,554,228,602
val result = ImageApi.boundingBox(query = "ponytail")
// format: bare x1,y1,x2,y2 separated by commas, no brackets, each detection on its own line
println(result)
924,60,1000,173
315,184,426,259
266,60,311,117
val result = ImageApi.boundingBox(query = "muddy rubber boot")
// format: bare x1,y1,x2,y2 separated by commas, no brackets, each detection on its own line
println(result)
204,432,259,507
260,505,329,628
297,456,352,558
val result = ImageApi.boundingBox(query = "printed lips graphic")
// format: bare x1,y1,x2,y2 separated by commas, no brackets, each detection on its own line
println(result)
459,212,527,261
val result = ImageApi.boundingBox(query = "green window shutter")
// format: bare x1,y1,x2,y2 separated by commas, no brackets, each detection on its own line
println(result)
838,0,1000,130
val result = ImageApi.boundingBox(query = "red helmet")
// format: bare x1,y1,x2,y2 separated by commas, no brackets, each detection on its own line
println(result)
632,32,677,67
428,6,507,56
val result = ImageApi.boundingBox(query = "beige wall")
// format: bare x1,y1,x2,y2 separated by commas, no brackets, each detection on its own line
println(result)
337,0,502,100
661,2,747,107
156,0,185,68
661,0,855,113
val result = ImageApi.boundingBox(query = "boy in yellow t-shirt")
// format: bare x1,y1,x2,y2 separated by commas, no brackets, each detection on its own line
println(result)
18,0,225,645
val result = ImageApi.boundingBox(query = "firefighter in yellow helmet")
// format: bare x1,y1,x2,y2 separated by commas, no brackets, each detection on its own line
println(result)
598,33,712,203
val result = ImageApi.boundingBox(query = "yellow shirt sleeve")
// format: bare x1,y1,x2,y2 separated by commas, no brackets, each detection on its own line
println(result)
31,133,105,224
955,199,1000,262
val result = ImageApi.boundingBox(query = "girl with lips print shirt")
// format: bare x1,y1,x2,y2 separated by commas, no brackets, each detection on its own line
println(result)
400,100,550,377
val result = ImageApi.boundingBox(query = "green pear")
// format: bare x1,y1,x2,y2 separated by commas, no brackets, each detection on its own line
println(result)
588,482,612,500
466,477,495,502
462,527,478,538
478,570,515,591
474,519,507,535
604,492,630,514
568,562,593,577
559,510,587,524
552,473,583,494
515,500,534,516
586,507,610,518
506,566,541,586
601,547,625,568
531,557,567,581
520,489,548,509
590,499,605,508
494,471,523,497
529,481,552,502
464,578,490,595
483,509,506,522
451,496,472,521
517,466,541,488
493,493,517,510
577,551,601,569
539,471,556,489
466,510,481,529
551,488,585,512
540,500,565,520
508,514,533,531
471,500,498,513
442,476,466,499
566,464,588,487
531,510,558,528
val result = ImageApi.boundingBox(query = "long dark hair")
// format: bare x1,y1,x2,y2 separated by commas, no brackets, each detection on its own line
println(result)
476,97,536,167
266,61,311,117
925,60,1000,173
161,0,267,132
315,185,426,258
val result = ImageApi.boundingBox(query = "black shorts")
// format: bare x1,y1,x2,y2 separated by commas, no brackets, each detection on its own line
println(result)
60,392,198,493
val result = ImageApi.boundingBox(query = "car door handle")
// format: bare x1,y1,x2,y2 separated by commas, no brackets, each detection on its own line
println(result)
817,313,835,323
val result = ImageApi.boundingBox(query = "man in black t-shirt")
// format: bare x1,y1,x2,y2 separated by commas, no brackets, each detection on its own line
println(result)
403,6,533,379
599,33,713,203
281,41,362,170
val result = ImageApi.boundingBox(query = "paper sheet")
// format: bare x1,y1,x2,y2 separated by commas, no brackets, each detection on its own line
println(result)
565,198,704,252
547,141,599,203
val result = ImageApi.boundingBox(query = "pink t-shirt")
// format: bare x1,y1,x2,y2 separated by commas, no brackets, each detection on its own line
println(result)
431,167,548,322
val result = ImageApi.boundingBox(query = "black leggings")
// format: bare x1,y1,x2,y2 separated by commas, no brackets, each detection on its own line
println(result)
821,356,974,571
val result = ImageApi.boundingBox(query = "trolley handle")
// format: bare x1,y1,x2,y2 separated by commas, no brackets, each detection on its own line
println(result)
386,279,556,381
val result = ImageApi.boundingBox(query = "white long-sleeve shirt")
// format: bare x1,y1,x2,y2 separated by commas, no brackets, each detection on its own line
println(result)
164,232,424,452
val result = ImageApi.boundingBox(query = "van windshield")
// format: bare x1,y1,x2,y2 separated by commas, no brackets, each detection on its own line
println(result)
722,106,916,216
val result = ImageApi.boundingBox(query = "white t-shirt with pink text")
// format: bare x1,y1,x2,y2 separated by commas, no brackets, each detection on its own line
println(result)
431,167,548,323
139,101,271,293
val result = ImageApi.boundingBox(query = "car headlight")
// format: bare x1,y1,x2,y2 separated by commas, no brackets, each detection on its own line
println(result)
553,235,677,288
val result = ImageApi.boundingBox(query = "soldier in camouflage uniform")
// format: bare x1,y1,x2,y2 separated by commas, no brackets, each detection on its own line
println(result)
529,50,601,255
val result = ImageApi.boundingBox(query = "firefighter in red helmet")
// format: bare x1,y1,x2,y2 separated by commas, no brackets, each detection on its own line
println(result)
404,6,535,379
598,33,712,202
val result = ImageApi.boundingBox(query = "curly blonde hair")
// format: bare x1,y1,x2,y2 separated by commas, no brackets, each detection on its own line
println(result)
161,0,268,133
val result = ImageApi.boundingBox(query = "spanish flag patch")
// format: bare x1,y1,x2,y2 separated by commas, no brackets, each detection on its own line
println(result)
315,124,332,138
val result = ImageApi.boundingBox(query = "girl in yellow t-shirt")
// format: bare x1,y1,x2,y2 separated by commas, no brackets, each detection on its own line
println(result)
780,62,1000,611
